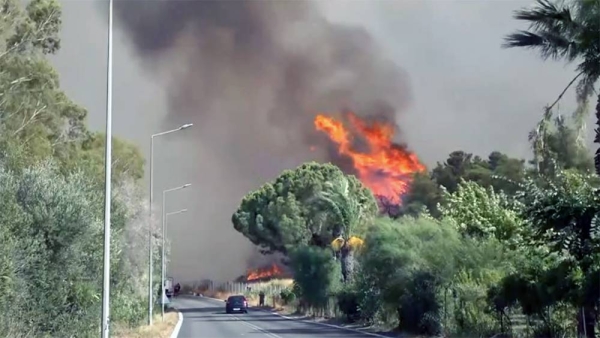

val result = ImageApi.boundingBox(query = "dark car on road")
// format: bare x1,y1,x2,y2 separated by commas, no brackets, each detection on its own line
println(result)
225,295,248,314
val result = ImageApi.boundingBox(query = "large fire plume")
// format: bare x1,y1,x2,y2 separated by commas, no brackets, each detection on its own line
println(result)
314,112,425,205
246,263,284,282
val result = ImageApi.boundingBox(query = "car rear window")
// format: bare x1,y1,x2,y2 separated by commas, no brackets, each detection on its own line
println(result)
228,296,246,302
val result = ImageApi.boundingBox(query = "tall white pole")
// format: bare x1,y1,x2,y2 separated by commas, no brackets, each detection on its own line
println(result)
100,0,113,336
160,185,190,320
164,209,186,293
148,136,154,326
161,189,166,321
147,123,192,326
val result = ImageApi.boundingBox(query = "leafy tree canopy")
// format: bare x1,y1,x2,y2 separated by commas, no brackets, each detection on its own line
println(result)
440,180,525,245
232,162,375,255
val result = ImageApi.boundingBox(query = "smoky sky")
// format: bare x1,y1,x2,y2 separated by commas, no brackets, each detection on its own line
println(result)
51,0,580,282
112,0,412,153
110,0,415,281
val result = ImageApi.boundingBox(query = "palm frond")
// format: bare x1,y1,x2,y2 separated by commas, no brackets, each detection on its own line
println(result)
308,175,370,239
513,0,576,34
309,194,347,229
503,0,583,62
503,30,578,61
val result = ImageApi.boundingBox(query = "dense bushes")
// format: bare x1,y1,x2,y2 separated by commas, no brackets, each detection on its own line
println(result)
0,0,155,335
0,163,155,337
233,124,600,337
289,246,341,315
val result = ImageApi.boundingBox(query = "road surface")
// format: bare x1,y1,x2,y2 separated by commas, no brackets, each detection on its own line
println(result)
173,296,380,338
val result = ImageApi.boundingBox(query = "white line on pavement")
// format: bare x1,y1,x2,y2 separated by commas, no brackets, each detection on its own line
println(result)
196,295,389,338
170,310,183,338
235,317,283,338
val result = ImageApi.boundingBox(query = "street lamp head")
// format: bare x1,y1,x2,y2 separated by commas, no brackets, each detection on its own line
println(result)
182,183,191,189
180,123,193,130
180,209,188,213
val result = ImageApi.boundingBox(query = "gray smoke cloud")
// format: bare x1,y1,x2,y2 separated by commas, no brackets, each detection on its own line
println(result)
108,0,413,280
113,0,412,151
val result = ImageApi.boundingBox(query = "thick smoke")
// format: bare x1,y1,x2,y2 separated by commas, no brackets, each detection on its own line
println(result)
112,0,412,281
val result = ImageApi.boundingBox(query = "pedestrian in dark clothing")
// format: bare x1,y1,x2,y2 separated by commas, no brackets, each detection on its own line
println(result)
259,291,265,307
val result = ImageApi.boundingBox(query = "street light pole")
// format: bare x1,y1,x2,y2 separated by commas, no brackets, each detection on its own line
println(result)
100,0,113,337
165,209,187,239
147,124,192,326
161,184,191,321
164,209,187,284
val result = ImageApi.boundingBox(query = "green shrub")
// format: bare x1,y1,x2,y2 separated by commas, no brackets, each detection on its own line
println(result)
336,288,361,322
280,287,296,305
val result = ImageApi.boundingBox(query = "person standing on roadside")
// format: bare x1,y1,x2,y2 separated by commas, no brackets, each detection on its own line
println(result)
259,291,265,307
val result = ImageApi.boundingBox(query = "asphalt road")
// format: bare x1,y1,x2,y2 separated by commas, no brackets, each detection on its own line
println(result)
173,296,379,338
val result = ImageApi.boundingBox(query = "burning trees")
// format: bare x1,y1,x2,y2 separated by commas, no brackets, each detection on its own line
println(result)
314,112,425,205
232,111,424,283
245,263,287,282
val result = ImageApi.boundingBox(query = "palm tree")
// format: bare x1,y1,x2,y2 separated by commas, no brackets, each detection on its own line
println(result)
503,0,600,174
308,175,378,283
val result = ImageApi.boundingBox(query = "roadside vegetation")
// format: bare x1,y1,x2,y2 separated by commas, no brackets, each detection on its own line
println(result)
0,0,164,336
231,1,600,337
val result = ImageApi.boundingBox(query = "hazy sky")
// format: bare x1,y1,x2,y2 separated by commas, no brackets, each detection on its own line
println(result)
50,0,581,281
51,0,580,163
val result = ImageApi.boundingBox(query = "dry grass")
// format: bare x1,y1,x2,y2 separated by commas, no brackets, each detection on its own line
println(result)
189,278,296,312
201,290,234,300
114,311,179,338
257,278,294,288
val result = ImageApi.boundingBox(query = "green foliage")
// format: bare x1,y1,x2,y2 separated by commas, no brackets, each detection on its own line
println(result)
358,217,459,334
503,3,600,333
399,171,443,217
289,245,341,310
518,169,600,264
232,162,374,254
77,132,146,185
440,180,525,244
307,174,378,282
402,150,526,217
0,163,151,336
0,0,150,335
279,287,296,305
308,174,378,239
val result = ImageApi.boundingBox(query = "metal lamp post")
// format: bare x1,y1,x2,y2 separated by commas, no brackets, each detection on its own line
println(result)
148,123,192,326
161,184,191,320
163,209,187,289
165,208,187,240
100,0,113,337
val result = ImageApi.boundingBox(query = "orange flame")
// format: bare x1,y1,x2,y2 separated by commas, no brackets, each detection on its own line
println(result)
314,112,425,204
246,263,283,282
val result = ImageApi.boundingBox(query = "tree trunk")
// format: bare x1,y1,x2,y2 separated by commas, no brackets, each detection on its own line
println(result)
594,93,600,176
340,243,354,283
577,305,597,338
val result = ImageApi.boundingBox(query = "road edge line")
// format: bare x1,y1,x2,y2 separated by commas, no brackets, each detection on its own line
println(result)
195,294,388,338
169,310,183,338
259,309,388,338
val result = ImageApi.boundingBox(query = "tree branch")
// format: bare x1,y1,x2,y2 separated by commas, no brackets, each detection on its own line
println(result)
12,103,46,135
545,70,584,113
